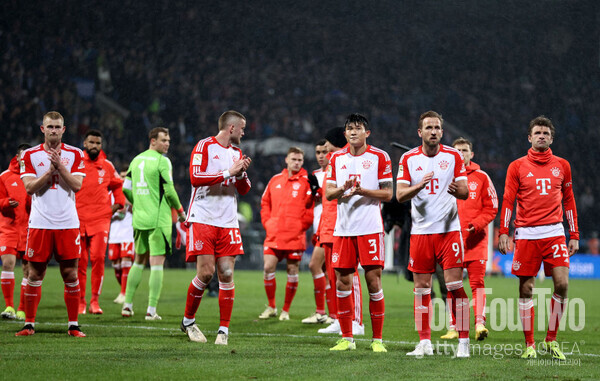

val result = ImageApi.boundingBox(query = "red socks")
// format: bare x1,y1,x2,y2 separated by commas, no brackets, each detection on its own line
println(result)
447,281,470,339
519,298,535,347
414,288,432,340
218,282,235,328
369,290,385,340
264,272,276,308
282,274,298,313
24,280,43,323
64,280,80,322
336,289,353,338
312,273,327,315
546,293,566,342
184,276,206,320
1,271,15,307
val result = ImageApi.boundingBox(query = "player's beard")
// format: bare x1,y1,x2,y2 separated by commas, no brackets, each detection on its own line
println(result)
86,148,100,160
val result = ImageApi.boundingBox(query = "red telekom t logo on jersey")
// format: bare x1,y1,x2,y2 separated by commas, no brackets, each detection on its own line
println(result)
425,178,440,194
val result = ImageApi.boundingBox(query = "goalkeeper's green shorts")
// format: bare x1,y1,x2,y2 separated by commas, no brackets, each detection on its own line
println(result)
134,226,172,256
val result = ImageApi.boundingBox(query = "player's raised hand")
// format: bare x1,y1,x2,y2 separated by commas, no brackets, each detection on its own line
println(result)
229,159,246,177
241,155,252,171
418,171,434,190
48,148,61,170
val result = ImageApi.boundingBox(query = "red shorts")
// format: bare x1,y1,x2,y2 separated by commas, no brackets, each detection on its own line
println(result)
331,233,385,270
25,228,81,262
186,223,244,262
512,236,569,277
0,231,26,253
108,242,135,261
409,231,464,273
264,247,303,262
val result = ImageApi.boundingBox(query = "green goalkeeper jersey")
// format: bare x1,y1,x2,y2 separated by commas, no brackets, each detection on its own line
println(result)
123,149,182,229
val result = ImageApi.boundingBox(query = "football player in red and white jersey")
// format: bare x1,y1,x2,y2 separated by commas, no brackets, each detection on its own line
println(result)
441,138,498,341
317,128,364,336
259,147,314,321
0,143,31,320
180,110,252,346
327,114,392,353
16,111,86,337
498,116,579,360
108,171,135,305
397,110,470,357
301,140,331,324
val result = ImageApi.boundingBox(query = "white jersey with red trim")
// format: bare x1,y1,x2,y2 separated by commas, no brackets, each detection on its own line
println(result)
397,144,467,234
312,168,326,232
20,143,85,229
327,145,393,236
108,193,134,244
187,136,251,228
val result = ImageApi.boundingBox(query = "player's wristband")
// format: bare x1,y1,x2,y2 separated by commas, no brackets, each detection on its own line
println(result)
222,170,231,179
236,172,246,180
177,207,184,214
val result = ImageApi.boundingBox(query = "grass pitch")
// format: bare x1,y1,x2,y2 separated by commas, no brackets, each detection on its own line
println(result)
1,267,598,380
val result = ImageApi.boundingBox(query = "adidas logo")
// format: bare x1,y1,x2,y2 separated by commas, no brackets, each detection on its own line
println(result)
38,162,45,167
372,256,379,261
239,245,244,251
11,182,18,187
275,184,282,188
527,172,534,177
456,259,461,264
213,155,220,160
341,165,347,170
416,166,423,171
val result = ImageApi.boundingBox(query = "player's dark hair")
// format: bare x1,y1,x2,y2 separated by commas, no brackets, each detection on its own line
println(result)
218,110,246,131
344,113,370,130
316,139,327,147
325,127,347,149
452,137,472,151
287,146,304,156
17,143,31,155
149,127,169,141
84,129,103,140
418,110,443,129
528,115,555,138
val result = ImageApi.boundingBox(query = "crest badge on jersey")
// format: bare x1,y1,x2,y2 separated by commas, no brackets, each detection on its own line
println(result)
550,167,561,177
194,240,204,251
438,160,449,170
362,160,372,170
469,181,478,191
292,182,301,190
512,261,521,271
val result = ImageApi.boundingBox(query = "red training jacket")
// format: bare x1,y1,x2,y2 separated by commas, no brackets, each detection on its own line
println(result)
0,156,31,252
456,161,498,262
261,168,314,251
76,150,126,236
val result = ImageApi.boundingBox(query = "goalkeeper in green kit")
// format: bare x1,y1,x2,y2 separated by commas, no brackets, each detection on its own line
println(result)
121,127,186,320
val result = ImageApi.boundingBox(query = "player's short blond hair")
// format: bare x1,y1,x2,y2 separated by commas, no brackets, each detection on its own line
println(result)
287,146,304,156
452,137,472,151
43,111,64,125
218,110,246,131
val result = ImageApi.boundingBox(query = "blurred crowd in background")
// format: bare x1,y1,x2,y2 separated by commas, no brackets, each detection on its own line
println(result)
1,0,598,261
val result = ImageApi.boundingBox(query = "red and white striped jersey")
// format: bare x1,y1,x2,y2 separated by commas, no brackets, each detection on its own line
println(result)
499,148,579,240
20,143,85,229
312,167,326,232
397,144,467,234
327,145,392,236
186,136,251,228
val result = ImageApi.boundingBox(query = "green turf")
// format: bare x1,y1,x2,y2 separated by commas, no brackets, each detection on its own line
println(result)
1,268,598,380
